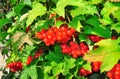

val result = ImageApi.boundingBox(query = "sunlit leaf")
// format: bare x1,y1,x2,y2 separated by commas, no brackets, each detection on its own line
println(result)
83,62,92,72
112,22,120,33
62,57,76,75
26,2,46,26
91,0,103,4
84,38,120,72
100,52,120,72
24,0,32,6
83,38,120,62
70,4,97,17
100,2,118,25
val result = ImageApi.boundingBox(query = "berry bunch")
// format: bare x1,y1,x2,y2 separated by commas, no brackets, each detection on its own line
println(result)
36,25,75,46
26,49,43,65
107,64,120,79
7,61,23,72
79,61,101,77
87,34,104,43
91,61,101,72
34,48,43,59
79,68,92,76
61,41,89,58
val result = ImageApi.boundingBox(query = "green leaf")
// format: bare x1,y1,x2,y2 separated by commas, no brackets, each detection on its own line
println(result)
24,0,32,6
56,0,83,16
83,38,120,62
28,64,38,79
112,22,120,33
83,62,92,72
20,71,28,79
14,4,25,15
100,52,120,72
91,0,103,4
12,42,19,56
62,57,76,75
70,3,97,17
35,20,52,31
112,8,120,21
79,33,87,42
100,2,118,25
26,2,46,26
20,64,37,79
56,20,64,28
0,18,12,30
65,73,74,79
69,16,83,32
45,44,63,62
20,67,29,79
52,62,64,76
6,10,16,19
84,15,111,38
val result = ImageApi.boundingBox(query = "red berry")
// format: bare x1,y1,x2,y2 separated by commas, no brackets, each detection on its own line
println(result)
26,55,33,65
34,49,43,59
87,34,104,43
7,61,23,72
107,64,120,79
56,16,66,22
79,68,91,76
92,61,101,72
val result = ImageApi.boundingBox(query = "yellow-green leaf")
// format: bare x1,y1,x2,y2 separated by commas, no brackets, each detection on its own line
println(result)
26,3,46,26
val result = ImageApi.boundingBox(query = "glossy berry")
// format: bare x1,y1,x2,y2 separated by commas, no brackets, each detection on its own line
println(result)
26,55,33,65
61,41,89,58
7,61,23,72
79,68,91,76
91,61,101,72
36,25,75,46
34,48,43,59
87,34,104,43
107,64,120,79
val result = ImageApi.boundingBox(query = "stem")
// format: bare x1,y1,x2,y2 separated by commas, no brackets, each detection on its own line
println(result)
65,9,70,23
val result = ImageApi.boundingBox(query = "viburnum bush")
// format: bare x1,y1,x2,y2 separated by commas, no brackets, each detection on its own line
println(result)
0,0,120,79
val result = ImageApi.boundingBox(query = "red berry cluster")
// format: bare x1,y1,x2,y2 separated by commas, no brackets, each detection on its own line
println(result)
79,68,91,76
92,61,101,72
79,61,101,76
7,61,23,72
34,48,43,59
61,41,89,58
26,49,43,65
87,34,104,43
107,64,120,79
36,25,75,46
